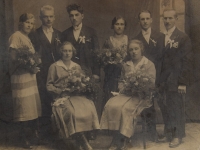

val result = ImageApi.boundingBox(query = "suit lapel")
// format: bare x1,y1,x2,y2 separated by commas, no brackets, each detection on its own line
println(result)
139,32,149,45
38,27,52,46
165,28,179,50
51,29,56,45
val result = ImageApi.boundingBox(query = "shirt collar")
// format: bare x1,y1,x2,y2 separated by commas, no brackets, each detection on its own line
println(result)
56,60,76,70
142,27,151,35
42,25,54,33
164,26,176,35
73,23,82,31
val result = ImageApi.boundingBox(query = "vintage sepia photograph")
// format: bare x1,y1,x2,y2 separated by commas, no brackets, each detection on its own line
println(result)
0,0,200,149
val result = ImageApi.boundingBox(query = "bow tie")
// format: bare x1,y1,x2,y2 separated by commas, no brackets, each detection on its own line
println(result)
143,31,149,35
73,25,81,31
46,28,53,33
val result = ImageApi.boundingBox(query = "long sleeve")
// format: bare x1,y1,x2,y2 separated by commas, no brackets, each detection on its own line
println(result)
46,64,62,96
146,61,156,85
178,35,192,86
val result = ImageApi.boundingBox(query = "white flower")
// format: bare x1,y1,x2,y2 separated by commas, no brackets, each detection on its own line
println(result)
168,39,175,48
79,36,86,44
172,42,179,48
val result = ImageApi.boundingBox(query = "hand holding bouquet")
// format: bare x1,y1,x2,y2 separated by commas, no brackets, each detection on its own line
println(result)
59,66,100,100
96,44,127,66
16,46,42,73
119,65,155,101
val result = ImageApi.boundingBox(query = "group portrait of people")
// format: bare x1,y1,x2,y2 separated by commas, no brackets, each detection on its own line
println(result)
7,2,192,150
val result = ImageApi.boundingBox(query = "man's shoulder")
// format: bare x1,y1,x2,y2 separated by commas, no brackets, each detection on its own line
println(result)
151,29,165,38
81,25,96,35
174,28,189,39
132,31,143,40
53,28,61,34
62,26,73,33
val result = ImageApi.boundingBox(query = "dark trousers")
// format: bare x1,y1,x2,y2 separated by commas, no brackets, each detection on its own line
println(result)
158,91,185,139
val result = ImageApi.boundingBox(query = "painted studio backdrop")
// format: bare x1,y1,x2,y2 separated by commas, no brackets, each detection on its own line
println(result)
0,0,200,121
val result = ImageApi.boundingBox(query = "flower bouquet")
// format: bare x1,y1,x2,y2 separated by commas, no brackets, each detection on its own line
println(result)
119,65,155,101
16,47,41,72
59,66,100,100
96,44,127,66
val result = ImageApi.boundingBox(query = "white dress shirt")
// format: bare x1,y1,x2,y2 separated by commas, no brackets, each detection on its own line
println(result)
42,26,54,43
73,23,82,41
164,26,176,46
142,28,151,44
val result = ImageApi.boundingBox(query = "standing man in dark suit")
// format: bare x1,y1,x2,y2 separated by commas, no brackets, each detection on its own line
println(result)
61,3,100,80
29,5,61,119
134,10,164,142
158,9,192,148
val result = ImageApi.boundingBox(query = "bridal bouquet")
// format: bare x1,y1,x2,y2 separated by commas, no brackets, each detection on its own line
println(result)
96,44,127,66
59,66,99,100
119,65,155,100
16,47,41,71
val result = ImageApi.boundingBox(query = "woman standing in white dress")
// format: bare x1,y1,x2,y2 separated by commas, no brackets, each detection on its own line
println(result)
8,13,41,148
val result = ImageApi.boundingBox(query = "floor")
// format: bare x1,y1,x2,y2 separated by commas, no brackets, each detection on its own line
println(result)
0,121,200,150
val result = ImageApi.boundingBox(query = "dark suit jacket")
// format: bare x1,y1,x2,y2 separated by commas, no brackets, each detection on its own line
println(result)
159,28,192,91
61,25,99,75
134,29,164,85
29,26,61,84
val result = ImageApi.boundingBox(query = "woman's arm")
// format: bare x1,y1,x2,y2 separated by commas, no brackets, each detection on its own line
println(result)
46,64,62,96
146,61,156,85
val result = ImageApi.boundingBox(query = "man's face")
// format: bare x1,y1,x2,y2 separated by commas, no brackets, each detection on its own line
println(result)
163,11,177,30
69,10,84,27
40,10,55,27
139,12,152,31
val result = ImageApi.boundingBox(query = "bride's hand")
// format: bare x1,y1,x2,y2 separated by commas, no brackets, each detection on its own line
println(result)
111,91,119,96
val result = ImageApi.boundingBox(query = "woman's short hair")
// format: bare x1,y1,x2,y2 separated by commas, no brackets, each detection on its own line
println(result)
66,3,83,14
40,5,54,16
18,13,35,32
126,39,145,60
111,16,127,29
59,41,77,57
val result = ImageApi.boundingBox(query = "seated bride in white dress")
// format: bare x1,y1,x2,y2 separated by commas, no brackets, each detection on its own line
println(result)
100,39,156,150
46,41,100,150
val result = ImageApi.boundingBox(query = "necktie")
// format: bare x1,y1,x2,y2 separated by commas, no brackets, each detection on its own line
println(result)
165,33,169,46
143,32,149,44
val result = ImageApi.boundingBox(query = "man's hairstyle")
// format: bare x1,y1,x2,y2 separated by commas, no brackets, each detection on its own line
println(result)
163,9,178,18
40,5,54,16
66,3,83,14
111,16,127,29
18,13,35,31
59,41,77,57
138,10,152,20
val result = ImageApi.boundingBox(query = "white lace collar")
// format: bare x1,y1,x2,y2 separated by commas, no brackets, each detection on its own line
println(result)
55,60,77,70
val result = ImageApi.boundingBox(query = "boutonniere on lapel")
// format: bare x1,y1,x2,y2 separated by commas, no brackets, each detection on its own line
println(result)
150,38,157,47
79,36,91,44
79,35,86,44
55,34,61,46
168,39,178,49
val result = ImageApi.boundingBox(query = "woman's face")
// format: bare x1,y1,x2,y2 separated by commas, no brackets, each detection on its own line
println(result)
61,44,73,61
21,18,34,35
114,18,125,35
128,42,142,61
